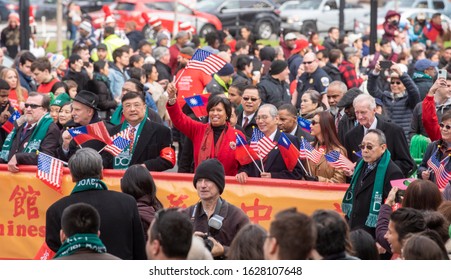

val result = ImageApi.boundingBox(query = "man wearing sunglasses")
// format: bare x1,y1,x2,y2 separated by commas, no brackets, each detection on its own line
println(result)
236,85,262,139
367,61,420,140
0,92,60,172
344,94,415,177
342,129,403,239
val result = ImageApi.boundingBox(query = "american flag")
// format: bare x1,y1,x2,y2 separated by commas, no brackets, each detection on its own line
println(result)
427,153,440,174
430,154,451,190
250,127,275,159
186,49,226,75
299,137,322,164
36,152,63,190
325,150,354,170
104,128,131,156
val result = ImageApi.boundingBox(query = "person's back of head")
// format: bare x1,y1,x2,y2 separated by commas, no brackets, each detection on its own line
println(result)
312,209,351,258
265,208,316,260
402,179,443,211
147,209,193,260
121,164,162,209
228,223,266,260
61,202,100,237
403,233,448,260
423,210,450,245
68,148,103,182
349,229,379,260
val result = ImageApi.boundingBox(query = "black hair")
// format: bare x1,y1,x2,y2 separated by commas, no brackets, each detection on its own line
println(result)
207,95,232,121
121,91,145,103
61,203,100,237
50,81,68,95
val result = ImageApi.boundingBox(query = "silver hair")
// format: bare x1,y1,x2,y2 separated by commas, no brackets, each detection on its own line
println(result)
353,94,376,110
153,47,169,61
366,128,387,145
68,148,103,182
328,81,347,94
175,31,188,40
260,103,278,118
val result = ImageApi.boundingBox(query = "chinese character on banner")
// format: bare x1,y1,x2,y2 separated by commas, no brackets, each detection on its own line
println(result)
8,185,41,220
241,198,272,224
167,194,189,208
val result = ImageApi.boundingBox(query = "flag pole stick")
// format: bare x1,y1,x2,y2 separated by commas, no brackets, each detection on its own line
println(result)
174,67,187,85
260,158,265,173
297,158,310,176
236,133,262,173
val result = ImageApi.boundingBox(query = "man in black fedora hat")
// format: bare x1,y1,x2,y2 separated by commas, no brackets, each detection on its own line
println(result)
57,90,113,161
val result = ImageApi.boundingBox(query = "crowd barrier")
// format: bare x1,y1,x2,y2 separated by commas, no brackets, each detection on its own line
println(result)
0,165,348,260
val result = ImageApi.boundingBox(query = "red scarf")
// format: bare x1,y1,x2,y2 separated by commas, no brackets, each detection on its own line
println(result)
198,125,227,164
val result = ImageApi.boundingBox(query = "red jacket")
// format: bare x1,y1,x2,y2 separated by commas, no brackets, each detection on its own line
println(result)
169,44,181,75
37,77,59,94
339,60,363,89
422,95,441,141
167,102,243,176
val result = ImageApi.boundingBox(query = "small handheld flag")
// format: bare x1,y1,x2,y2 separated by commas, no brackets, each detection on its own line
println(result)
104,127,131,156
68,122,112,146
299,137,322,163
184,94,210,118
250,127,276,159
2,110,21,133
324,150,354,170
37,152,64,192
277,132,300,171
235,133,260,166
297,116,311,133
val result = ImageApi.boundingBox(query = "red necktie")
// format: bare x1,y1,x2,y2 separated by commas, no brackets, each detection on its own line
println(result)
129,127,136,152
21,123,32,141
243,116,249,128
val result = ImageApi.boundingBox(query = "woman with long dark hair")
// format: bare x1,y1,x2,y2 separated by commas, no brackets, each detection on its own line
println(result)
303,111,347,183
121,164,163,239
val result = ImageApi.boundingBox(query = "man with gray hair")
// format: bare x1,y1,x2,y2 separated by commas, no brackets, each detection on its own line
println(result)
169,31,189,75
154,46,172,89
342,129,403,238
45,148,147,260
236,104,304,183
344,94,415,177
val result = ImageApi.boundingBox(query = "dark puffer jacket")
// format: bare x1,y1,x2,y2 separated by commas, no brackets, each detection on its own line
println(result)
257,74,292,108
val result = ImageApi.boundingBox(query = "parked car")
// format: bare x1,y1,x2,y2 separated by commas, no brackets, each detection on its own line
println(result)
88,0,222,37
379,0,451,18
194,0,281,39
0,0,18,23
75,0,116,14
280,0,368,35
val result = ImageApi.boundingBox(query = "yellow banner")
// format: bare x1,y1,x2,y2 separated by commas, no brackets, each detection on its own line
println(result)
0,165,347,260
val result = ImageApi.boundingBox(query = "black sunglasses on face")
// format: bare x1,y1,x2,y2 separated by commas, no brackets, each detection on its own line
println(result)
24,103,42,109
243,97,259,102
390,81,402,85
440,123,451,130
358,144,374,151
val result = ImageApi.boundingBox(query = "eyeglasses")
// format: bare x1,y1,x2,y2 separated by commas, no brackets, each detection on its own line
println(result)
255,115,271,121
390,81,402,85
358,144,375,151
24,103,42,109
243,97,259,102
439,123,451,130
311,120,319,126
303,61,314,65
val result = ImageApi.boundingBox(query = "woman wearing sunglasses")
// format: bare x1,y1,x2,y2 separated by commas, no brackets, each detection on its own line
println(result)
367,61,420,141
303,111,347,183
418,110,451,190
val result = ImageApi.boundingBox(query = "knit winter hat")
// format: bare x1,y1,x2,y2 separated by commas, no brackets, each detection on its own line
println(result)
269,60,288,75
50,93,71,107
49,54,66,69
217,63,234,76
193,159,225,194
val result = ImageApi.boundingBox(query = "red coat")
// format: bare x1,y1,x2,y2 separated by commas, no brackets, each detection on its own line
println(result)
167,102,243,176
169,44,181,75
175,67,212,106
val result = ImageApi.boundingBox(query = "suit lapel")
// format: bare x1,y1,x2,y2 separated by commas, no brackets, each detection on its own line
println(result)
131,120,154,164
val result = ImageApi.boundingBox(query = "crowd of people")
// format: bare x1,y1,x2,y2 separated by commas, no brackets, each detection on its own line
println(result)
1,6,451,260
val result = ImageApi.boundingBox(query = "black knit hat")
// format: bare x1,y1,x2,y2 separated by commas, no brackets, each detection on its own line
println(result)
193,159,225,194
269,60,288,75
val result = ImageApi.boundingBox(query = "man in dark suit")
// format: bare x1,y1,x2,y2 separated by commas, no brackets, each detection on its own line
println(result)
236,104,305,183
235,85,261,140
103,91,175,171
0,92,60,171
46,148,147,260
342,129,404,238
277,103,314,142
57,90,111,161
344,94,415,177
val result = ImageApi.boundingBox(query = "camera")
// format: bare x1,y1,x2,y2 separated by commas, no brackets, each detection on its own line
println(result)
203,235,214,252
395,189,405,203
202,214,224,251
380,60,393,69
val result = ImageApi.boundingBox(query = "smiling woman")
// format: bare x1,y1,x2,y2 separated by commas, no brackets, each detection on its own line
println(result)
166,83,247,176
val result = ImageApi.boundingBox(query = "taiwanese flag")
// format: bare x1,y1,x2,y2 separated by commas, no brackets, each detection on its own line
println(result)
297,116,311,133
277,132,300,171
184,94,210,118
235,133,259,165
2,110,21,133
68,122,112,146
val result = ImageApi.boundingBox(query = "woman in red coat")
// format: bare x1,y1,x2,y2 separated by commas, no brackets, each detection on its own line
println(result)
166,83,245,176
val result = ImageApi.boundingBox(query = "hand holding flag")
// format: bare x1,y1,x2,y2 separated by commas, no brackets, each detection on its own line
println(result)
2,109,20,133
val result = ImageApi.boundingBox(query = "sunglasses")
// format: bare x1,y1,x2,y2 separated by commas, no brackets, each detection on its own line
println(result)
303,61,314,65
24,103,43,109
311,120,319,126
243,97,259,102
439,123,451,130
358,144,375,151
390,81,402,85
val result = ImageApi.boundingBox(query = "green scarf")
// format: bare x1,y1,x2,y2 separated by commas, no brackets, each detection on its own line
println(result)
342,150,391,228
0,113,54,161
71,178,108,194
53,233,107,259
113,120,145,169
412,71,432,80
110,104,123,125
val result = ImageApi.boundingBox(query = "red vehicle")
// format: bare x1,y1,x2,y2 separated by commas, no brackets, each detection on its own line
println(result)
88,0,222,37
